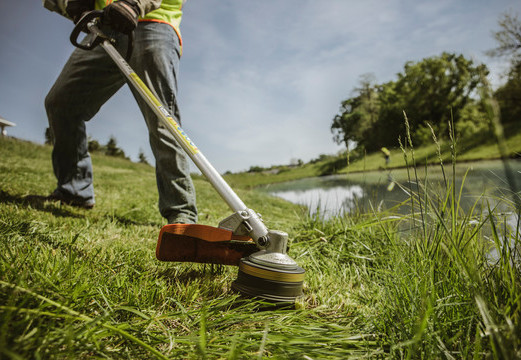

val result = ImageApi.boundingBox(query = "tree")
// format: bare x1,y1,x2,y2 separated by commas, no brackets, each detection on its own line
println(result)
488,12,521,127
332,53,489,152
331,96,364,149
455,100,491,145
138,149,149,165
88,137,101,152
331,73,379,150
392,52,488,144
105,136,126,158
290,158,303,166
486,13,521,61
494,64,521,126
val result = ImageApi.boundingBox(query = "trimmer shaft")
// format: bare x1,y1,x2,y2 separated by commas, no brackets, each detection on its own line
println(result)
66,14,306,305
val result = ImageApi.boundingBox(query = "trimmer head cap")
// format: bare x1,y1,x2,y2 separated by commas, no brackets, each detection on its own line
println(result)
232,256,305,302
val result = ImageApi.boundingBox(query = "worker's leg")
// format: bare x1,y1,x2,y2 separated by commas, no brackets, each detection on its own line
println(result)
45,30,126,205
130,22,197,224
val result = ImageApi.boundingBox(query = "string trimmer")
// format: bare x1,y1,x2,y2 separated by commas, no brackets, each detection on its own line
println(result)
69,11,305,302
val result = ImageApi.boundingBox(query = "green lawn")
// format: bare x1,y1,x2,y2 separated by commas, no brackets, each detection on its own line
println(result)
1,136,519,359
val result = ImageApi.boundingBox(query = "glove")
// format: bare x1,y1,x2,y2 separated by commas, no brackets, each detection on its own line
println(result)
103,0,140,34
66,0,94,23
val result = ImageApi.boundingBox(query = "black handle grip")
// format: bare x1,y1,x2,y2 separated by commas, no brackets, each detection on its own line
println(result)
69,10,134,61
70,10,104,50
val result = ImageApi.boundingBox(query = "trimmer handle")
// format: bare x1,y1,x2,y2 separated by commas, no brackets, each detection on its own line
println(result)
70,10,104,50
70,10,134,61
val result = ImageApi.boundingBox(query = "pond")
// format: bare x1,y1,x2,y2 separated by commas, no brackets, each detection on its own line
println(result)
263,160,521,219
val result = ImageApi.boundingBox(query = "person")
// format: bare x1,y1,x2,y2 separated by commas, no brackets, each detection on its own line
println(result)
380,147,390,167
45,0,197,225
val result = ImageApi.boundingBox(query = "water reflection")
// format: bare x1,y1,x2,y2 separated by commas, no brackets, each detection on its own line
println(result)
264,174,409,218
269,184,364,217
264,160,521,264
264,160,521,219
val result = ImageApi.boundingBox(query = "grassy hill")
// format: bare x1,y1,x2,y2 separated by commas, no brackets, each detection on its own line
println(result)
225,127,521,189
1,136,519,358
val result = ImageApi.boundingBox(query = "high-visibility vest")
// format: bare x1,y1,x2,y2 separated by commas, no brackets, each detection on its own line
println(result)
95,0,184,47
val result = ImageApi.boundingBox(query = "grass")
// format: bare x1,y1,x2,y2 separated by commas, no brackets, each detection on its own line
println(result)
1,135,520,358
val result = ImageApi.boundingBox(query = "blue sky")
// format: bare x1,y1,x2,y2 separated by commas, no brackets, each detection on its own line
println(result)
1,1,520,173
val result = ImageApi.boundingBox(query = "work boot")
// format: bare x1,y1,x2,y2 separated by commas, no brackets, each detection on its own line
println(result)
46,190,95,210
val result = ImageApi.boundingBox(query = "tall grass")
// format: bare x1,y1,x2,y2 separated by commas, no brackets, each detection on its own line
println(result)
292,176,520,358
368,108,521,357
290,104,521,357
1,130,520,358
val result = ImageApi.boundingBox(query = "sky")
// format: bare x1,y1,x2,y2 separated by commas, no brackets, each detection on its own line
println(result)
1,1,520,174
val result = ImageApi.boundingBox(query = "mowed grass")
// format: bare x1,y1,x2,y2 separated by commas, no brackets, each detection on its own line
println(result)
1,136,520,359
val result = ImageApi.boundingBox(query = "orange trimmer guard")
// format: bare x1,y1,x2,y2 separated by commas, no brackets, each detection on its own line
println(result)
156,224,258,266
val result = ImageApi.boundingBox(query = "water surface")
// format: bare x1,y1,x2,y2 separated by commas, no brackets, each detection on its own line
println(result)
263,160,521,218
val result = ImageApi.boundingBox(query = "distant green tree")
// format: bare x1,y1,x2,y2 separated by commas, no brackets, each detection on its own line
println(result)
88,138,101,152
289,158,304,166
456,101,491,144
332,53,489,151
247,165,265,173
138,149,149,165
309,154,335,164
357,73,380,133
488,13,521,127
391,52,488,144
372,80,405,149
495,64,521,126
331,96,364,149
105,136,126,158
486,13,521,61
331,73,380,150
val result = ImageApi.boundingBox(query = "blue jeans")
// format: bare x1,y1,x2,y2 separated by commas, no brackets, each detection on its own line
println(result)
45,22,197,224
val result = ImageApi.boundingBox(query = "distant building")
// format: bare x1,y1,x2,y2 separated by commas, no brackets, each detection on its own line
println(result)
0,116,16,137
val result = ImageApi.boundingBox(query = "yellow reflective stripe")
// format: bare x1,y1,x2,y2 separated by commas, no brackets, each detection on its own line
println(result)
129,72,199,155
239,262,305,283
129,73,161,107
165,116,199,155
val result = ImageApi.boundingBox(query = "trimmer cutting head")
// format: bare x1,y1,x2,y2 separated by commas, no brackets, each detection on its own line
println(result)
156,225,305,302
232,230,305,302
232,255,305,302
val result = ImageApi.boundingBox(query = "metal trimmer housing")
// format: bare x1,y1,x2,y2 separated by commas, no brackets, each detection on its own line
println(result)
232,230,305,302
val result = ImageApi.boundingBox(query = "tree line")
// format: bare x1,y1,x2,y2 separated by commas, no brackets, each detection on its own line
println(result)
45,128,149,165
331,13,521,156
